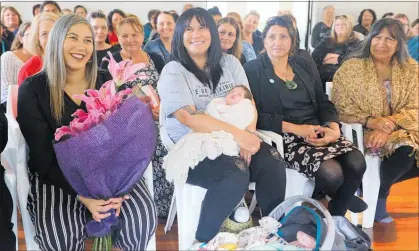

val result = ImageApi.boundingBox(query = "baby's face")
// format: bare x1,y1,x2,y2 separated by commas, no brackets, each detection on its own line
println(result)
226,87,246,105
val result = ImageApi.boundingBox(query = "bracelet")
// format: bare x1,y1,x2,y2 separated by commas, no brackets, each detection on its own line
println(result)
245,129,256,135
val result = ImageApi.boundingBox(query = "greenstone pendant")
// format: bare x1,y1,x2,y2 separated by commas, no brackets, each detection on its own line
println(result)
285,80,297,90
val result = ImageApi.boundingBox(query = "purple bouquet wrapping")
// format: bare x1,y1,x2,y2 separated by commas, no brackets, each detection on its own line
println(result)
53,94,157,247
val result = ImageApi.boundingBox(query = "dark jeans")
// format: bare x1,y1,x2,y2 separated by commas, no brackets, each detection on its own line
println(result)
187,142,287,242
314,149,366,216
0,168,16,251
379,146,419,198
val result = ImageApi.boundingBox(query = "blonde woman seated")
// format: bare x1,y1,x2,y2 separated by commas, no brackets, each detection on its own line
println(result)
333,18,419,223
312,15,360,85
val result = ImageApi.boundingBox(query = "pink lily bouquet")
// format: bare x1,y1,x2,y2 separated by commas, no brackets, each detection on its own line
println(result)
53,52,158,250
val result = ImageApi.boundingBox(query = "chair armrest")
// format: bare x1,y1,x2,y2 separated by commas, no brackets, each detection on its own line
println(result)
257,130,284,156
341,122,365,154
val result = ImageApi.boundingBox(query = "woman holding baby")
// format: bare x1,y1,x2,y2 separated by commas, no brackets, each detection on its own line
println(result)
244,16,367,217
158,8,289,244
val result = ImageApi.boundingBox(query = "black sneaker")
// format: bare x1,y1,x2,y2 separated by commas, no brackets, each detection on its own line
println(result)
348,195,368,213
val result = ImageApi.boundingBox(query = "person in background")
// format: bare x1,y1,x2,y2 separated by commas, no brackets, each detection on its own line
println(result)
40,1,62,15
17,12,59,85
61,8,73,15
100,16,170,217
333,18,419,223
32,4,41,17
1,7,22,45
227,12,257,62
17,14,157,249
0,110,15,251
243,10,263,54
217,17,246,65
394,14,418,62
312,15,360,85
353,9,376,36
411,18,419,36
74,5,88,18
87,11,120,66
1,23,11,55
158,8,288,243
382,12,394,19
183,3,193,13
144,11,175,63
143,9,159,45
1,22,32,104
148,11,160,42
311,5,335,48
107,9,126,46
208,6,222,23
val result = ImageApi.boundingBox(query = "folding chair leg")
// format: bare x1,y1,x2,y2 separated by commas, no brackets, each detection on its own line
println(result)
248,192,257,215
164,194,177,233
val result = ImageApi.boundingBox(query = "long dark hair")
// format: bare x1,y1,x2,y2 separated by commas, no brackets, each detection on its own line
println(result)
171,7,223,91
357,9,377,25
347,18,411,68
107,9,126,32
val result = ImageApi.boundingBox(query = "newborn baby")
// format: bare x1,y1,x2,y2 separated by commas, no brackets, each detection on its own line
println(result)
163,85,255,184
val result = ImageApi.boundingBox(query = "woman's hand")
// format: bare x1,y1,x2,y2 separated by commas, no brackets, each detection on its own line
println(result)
305,126,340,147
79,195,130,222
364,129,389,149
368,117,396,134
234,130,261,155
323,53,339,64
292,124,321,140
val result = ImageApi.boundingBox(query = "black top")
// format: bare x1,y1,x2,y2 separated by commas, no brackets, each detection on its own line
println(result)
353,24,369,36
17,70,112,194
311,37,361,82
311,22,331,48
96,45,121,67
243,51,339,135
252,33,264,55
276,73,319,125
99,51,165,74
0,110,7,177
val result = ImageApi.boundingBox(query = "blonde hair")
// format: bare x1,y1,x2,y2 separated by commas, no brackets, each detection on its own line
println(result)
217,17,243,60
227,12,245,40
43,14,97,122
1,6,22,28
330,16,355,43
116,15,144,35
244,10,260,21
10,22,31,51
26,12,59,56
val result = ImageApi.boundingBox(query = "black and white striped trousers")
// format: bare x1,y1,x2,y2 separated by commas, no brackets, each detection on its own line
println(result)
27,174,157,251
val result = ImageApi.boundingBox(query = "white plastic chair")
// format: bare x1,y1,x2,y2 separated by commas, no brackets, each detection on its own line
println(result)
159,103,314,249
327,82,381,228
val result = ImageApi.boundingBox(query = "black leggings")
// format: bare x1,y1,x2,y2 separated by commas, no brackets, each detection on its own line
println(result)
0,169,16,251
187,142,287,242
379,146,419,198
314,149,366,216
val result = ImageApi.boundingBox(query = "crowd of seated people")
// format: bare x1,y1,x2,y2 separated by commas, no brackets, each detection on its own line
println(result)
0,1,418,249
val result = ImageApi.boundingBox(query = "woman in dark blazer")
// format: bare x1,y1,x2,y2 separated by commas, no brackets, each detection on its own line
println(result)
244,16,367,216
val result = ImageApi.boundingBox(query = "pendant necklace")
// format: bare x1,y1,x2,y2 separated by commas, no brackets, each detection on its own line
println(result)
284,64,297,90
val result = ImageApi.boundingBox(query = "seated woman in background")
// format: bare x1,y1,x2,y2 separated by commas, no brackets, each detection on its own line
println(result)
332,18,419,223
1,7,22,45
312,15,360,85
106,9,126,46
1,22,32,104
158,8,288,243
244,16,367,217
353,9,376,36
394,13,419,62
144,11,175,64
311,5,335,48
242,11,263,54
227,12,257,62
87,11,120,66
217,17,247,65
100,16,172,218
17,14,156,250
17,12,59,85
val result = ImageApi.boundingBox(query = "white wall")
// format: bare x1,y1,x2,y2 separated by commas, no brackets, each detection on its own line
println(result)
313,0,418,28
2,1,206,23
